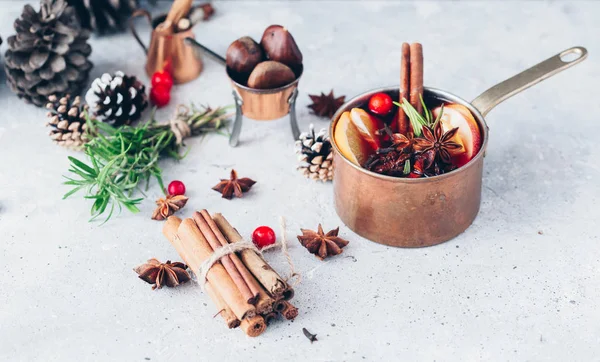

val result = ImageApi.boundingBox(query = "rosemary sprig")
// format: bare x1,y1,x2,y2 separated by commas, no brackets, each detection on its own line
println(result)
393,96,441,137
403,159,411,175
64,104,231,223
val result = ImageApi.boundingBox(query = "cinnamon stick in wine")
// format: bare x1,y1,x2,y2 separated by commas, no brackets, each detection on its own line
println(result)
212,213,289,297
399,42,411,135
192,211,257,305
164,217,256,320
198,210,262,301
409,42,424,115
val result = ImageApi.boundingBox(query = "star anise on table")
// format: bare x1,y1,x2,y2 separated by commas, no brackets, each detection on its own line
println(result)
412,121,462,165
307,90,346,118
152,194,189,220
134,258,191,290
212,169,256,199
297,224,349,260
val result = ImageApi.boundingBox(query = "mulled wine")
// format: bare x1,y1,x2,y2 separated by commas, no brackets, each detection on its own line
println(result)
333,88,482,178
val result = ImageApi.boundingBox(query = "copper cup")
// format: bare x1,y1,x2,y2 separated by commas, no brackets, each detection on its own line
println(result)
226,66,303,121
331,46,587,247
129,10,202,84
183,38,302,146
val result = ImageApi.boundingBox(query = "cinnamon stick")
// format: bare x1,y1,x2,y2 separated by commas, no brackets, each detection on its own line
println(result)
399,42,411,135
206,283,240,329
409,42,424,115
264,312,278,326
162,217,241,329
273,298,287,313
164,217,256,320
212,213,289,297
282,287,294,301
280,301,298,320
198,210,262,302
240,315,266,337
255,286,274,315
192,211,257,305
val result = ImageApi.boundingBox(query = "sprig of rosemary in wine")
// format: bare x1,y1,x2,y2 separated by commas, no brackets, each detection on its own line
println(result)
393,96,443,137
63,104,231,223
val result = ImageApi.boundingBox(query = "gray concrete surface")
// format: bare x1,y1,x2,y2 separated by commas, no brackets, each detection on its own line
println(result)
1,1,599,361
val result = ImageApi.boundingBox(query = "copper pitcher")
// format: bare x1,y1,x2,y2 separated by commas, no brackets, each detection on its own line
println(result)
129,9,202,84
331,46,588,248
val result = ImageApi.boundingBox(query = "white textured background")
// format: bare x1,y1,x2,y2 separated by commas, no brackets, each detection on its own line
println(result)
1,1,599,361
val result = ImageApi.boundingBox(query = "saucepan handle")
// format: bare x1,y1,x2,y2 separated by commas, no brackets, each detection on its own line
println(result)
471,46,588,117
129,9,153,55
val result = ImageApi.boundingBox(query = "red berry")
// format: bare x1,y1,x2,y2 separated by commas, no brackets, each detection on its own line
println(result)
150,85,170,108
167,180,186,196
368,92,393,115
151,70,173,91
252,226,276,249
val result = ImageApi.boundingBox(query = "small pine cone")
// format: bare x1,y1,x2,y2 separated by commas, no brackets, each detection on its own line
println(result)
295,124,334,182
46,94,89,149
85,71,148,126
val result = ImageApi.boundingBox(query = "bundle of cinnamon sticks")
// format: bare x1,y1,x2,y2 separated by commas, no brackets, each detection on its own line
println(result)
162,210,297,337
398,42,424,135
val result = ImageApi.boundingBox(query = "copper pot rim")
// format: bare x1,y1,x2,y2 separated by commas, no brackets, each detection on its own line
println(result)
226,65,303,94
329,86,490,183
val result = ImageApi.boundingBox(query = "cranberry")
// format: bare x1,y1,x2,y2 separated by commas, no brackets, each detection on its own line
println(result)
150,85,170,108
167,180,186,196
151,70,173,91
368,92,393,115
252,226,276,249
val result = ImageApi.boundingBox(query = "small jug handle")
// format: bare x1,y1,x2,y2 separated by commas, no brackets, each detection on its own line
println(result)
129,9,153,55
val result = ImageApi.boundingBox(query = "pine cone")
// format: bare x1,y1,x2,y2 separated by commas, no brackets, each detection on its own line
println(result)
85,71,148,126
295,124,334,182
4,0,93,107
45,94,89,149
66,0,137,34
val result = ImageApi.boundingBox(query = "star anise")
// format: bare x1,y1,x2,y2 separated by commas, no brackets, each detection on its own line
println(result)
152,194,189,220
365,150,410,176
134,258,191,290
212,169,256,199
307,90,346,118
412,121,461,165
375,124,412,154
297,224,349,260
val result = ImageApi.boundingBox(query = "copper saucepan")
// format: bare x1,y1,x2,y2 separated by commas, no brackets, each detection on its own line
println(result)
330,46,588,248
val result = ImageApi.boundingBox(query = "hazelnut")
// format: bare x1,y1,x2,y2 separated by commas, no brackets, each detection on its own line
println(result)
247,61,296,89
260,25,303,69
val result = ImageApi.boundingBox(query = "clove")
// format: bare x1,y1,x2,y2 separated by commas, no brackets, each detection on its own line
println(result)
302,328,317,343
